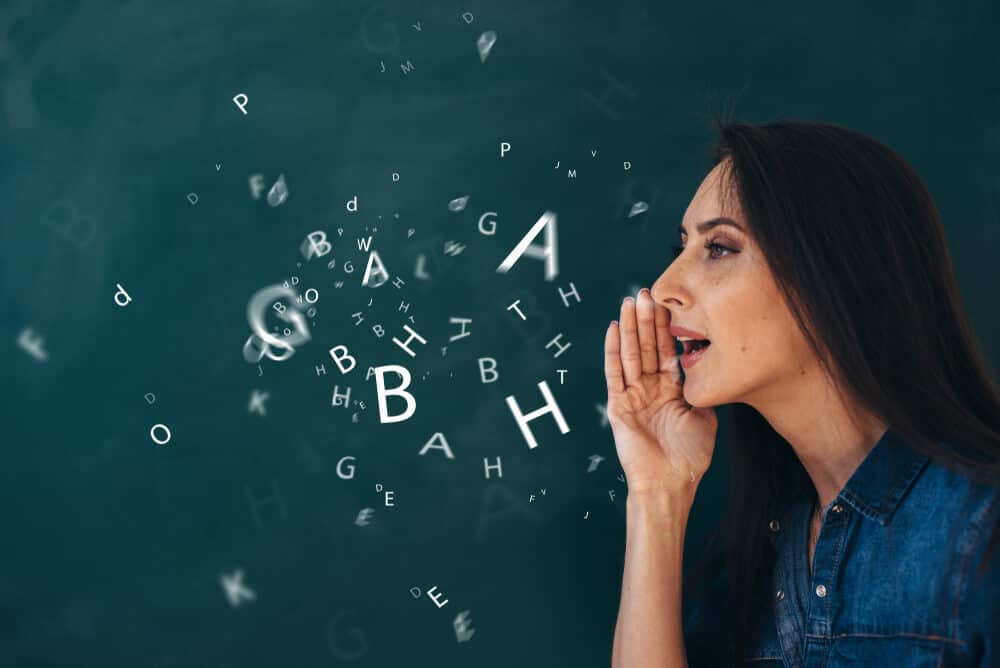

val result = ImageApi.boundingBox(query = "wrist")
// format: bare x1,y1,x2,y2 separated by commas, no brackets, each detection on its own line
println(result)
626,485,697,515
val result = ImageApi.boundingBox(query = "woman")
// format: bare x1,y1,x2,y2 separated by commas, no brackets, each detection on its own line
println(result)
606,118,1000,667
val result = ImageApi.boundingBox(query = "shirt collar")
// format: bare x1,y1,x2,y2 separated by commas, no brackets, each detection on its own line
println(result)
837,426,931,526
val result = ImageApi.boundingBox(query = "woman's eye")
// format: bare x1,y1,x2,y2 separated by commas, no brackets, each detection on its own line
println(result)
670,241,735,259
707,242,733,259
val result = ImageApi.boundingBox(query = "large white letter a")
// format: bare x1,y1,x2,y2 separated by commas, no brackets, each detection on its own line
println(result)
496,211,559,281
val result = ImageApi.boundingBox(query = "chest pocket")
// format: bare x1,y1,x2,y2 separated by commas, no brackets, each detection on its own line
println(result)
828,635,946,667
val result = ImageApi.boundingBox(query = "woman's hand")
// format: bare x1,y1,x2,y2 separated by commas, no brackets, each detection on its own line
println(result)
604,288,719,493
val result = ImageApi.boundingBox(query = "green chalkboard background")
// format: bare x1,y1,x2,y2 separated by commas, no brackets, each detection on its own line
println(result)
3,0,1000,666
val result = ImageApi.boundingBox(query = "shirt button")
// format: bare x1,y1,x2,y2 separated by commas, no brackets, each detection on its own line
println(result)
775,589,785,601
831,504,843,513
769,519,780,532
815,584,827,598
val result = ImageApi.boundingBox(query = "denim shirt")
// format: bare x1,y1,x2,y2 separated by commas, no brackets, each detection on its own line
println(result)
683,428,1000,667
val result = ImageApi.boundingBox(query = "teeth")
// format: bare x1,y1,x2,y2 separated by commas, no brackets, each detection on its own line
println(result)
676,336,696,341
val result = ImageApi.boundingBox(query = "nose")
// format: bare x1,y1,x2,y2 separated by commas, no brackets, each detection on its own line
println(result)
650,258,689,311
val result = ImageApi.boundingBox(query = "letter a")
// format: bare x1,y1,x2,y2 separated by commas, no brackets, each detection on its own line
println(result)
496,211,559,281
419,432,455,459
362,250,390,288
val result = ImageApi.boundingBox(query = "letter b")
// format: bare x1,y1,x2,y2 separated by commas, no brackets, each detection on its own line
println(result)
374,364,416,424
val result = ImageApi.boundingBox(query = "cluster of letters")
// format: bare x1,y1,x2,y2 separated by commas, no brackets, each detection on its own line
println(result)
245,202,578,440
24,154,638,651
226,175,628,640
12,10,653,656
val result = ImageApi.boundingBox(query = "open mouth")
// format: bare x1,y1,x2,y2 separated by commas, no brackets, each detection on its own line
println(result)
681,339,711,354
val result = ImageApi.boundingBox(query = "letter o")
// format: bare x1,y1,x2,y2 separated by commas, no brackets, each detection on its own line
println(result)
150,423,172,445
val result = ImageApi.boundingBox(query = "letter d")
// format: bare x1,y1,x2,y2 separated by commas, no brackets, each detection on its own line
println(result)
114,283,132,307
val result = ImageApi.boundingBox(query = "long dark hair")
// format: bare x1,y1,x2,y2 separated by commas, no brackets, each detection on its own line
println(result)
681,116,1000,666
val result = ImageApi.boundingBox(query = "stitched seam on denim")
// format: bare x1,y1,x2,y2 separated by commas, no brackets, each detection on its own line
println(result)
839,488,880,523
808,519,847,668
773,555,803,666
881,457,929,524
804,631,961,646
881,460,916,511
817,625,831,668
950,488,999,650
819,508,849,639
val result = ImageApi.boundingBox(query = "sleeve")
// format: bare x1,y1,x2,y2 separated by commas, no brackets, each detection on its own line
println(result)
962,520,1000,667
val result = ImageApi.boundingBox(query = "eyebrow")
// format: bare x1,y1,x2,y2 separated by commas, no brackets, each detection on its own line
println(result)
678,217,746,236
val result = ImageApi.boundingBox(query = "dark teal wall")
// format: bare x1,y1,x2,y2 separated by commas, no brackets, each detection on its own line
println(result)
3,1,999,666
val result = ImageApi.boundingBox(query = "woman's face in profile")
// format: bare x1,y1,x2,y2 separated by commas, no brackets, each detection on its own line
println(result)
650,160,815,409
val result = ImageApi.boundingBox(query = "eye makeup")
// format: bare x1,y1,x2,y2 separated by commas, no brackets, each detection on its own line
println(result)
670,235,740,260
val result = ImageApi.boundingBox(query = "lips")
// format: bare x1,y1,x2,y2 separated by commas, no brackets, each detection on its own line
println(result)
680,339,711,369
669,325,709,339
668,325,710,367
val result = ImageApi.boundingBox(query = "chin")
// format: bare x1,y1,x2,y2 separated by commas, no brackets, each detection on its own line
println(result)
681,372,727,409
685,396,716,409
681,381,711,408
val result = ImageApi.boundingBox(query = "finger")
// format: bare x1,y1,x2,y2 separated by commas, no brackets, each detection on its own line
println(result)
654,301,675,372
636,288,658,374
619,296,642,385
604,321,625,394
655,307,684,388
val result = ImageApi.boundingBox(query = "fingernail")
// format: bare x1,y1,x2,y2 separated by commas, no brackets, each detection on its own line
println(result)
639,287,650,296
610,320,618,326
623,296,634,303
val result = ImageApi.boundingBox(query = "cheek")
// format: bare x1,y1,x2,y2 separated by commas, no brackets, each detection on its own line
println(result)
694,261,792,351
717,306,792,367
